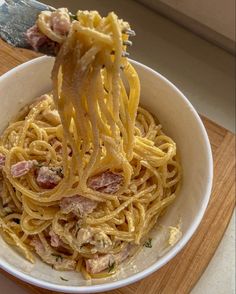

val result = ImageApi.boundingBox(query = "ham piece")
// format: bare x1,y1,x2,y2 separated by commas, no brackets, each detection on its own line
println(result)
87,171,123,194
49,229,66,248
60,195,97,215
50,8,71,35
26,8,71,54
30,236,75,270
11,160,37,178
0,154,5,168
26,25,59,55
85,245,131,274
36,166,62,189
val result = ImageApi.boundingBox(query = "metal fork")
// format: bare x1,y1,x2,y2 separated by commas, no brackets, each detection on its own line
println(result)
0,0,54,50
0,0,135,56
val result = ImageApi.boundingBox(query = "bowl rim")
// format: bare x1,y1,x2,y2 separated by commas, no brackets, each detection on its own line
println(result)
0,56,213,293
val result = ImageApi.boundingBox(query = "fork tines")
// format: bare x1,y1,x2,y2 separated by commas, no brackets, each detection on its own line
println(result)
123,40,133,46
123,29,136,37
122,51,130,57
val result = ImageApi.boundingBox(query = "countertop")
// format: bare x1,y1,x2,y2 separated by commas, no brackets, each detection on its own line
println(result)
0,0,235,293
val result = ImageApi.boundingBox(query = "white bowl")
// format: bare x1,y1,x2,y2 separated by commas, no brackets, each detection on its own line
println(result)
0,56,213,293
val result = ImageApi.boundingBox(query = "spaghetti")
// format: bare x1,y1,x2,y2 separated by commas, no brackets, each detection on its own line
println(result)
0,9,181,278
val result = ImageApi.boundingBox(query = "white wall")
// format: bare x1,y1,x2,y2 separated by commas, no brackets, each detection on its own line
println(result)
160,0,235,41
140,0,235,41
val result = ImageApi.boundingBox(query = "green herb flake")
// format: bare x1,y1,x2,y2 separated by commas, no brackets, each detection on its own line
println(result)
52,253,63,262
143,238,152,248
70,14,77,21
50,166,63,177
56,167,63,177
76,223,80,230
60,276,68,281
35,162,44,168
108,261,115,273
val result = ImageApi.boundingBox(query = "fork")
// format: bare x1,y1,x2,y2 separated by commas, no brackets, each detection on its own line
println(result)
0,0,135,56
0,0,54,51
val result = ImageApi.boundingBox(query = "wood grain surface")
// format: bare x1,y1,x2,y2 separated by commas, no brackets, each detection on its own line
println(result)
0,39,235,294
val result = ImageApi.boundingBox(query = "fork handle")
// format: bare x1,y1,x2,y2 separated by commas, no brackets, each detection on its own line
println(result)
0,0,55,48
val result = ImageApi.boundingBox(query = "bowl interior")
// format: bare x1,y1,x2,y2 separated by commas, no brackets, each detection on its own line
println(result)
0,57,212,292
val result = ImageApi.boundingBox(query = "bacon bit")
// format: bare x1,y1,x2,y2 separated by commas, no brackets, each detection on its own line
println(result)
49,229,66,248
51,8,71,35
11,160,37,178
49,230,61,247
30,237,44,252
26,25,48,50
87,171,123,194
114,244,131,264
26,8,70,54
85,245,131,274
0,154,5,168
49,138,72,156
86,254,114,274
25,25,59,55
60,195,97,215
49,137,60,149
30,236,75,270
36,166,62,189
101,182,122,194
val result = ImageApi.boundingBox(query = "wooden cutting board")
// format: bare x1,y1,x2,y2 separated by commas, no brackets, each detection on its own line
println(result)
0,40,235,294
